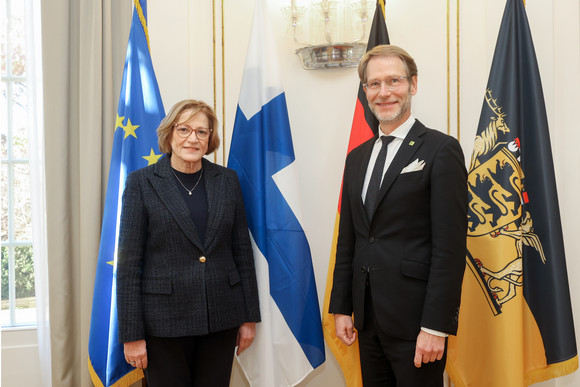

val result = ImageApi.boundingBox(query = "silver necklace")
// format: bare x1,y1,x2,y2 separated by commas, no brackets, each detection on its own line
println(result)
171,168,203,196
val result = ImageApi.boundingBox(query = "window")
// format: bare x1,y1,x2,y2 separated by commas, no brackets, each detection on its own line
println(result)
1,0,40,328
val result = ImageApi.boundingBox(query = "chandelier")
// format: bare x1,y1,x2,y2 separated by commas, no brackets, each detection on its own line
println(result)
283,0,375,69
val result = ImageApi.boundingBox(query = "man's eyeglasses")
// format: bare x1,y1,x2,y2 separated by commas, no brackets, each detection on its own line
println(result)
173,124,212,140
363,76,409,93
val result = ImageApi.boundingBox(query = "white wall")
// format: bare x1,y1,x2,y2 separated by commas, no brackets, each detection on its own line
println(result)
146,1,580,386
1,329,42,386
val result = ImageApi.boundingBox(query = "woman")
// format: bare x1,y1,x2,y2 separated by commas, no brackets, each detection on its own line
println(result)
117,99,261,386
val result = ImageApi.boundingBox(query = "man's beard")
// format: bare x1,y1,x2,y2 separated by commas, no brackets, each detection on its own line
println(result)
370,90,412,125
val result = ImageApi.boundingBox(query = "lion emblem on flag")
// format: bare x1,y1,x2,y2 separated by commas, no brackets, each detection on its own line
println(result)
466,90,547,316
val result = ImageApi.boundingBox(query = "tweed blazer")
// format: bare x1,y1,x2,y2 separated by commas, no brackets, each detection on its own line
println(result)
117,156,260,343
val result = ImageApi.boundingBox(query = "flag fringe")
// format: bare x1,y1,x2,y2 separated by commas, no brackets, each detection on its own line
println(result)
524,355,579,385
133,0,150,52
88,357,144,387
447,355,579,387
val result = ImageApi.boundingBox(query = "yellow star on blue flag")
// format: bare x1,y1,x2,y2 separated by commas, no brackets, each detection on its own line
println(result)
143,148,163,165
123,118,140,139
115,114,125,130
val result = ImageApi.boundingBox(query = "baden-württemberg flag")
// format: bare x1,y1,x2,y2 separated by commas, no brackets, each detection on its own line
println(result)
322,1,389,386
227,0,325,385
88,1,165,385
447,1,578,386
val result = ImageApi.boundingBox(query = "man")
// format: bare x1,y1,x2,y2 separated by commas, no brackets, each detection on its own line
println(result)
329,44,468,386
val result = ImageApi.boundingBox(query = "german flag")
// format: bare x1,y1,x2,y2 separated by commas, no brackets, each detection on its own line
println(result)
322,1,389,386
446,1,578,385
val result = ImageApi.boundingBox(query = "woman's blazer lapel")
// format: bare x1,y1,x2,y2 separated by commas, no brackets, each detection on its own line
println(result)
148,156,205,251
202,158,227,253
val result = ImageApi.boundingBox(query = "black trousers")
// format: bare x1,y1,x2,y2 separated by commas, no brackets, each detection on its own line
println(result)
143,328,238,387
358,285,446,387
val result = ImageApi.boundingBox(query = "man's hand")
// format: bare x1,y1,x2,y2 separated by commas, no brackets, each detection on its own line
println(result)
124,339,148,369
413,330,445,368
236,322,256,355
334,314,357,346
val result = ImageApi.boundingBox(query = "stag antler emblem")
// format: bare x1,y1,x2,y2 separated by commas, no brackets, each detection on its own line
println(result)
469,90,510,171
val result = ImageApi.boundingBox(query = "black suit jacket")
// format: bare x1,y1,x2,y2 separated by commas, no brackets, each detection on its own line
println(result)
117,156,260,343
329,120,467,339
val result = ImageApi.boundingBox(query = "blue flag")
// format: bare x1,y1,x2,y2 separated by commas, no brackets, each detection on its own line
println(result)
227,0,325,385
88,1,165,385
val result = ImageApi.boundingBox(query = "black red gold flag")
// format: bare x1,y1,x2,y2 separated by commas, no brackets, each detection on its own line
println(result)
447,1,578,385
322,1,389,386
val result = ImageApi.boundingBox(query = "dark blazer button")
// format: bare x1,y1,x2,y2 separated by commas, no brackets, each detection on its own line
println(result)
199,256,206,263
369,237,375,243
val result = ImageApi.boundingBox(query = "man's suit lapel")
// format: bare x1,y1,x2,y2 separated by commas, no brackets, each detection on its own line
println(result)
355,138,378,226
149,156,205,250
374,121,426,213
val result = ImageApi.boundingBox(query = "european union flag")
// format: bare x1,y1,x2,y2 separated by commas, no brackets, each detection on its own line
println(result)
88,1,164,385
227,0,325,385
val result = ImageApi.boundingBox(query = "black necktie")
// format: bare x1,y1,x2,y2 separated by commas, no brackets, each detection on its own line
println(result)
365,136,394,220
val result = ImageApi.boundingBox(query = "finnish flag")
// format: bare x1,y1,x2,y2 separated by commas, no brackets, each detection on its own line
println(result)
227,0,326,386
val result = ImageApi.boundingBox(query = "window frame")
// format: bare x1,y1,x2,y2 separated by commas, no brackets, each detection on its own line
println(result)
1,0,45,330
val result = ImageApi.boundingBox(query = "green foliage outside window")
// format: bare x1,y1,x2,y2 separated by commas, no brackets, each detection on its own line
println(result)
1,246,35,301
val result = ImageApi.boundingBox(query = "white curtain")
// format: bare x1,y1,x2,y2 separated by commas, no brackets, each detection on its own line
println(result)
27,0,51,384
40,1,131,385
